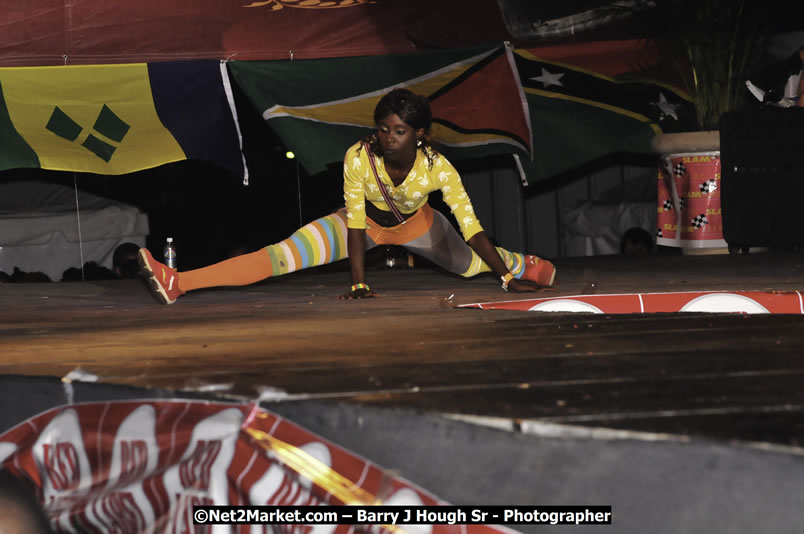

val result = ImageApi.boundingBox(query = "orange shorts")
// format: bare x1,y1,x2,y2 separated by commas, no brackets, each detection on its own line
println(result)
365,204,434,245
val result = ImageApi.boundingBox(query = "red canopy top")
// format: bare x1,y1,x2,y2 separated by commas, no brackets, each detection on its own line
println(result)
1,0,516,66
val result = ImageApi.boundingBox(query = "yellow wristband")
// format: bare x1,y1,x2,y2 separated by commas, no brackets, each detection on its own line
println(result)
350,283,371,292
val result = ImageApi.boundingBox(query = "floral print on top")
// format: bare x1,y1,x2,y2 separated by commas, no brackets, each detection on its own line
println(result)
342,141,484,241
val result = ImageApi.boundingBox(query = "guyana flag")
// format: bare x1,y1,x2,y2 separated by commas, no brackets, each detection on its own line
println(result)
228,45,531,176
0,61,248,181
514,40,698,182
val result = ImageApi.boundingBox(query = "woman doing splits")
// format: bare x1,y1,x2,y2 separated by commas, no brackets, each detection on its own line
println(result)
138,89,555,304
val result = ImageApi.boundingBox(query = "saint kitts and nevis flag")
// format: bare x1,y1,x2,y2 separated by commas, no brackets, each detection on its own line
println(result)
228,44,533,177
0,60,248,182
514,40,698,181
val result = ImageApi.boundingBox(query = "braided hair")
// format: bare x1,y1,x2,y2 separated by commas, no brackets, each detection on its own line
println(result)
358,88,438,168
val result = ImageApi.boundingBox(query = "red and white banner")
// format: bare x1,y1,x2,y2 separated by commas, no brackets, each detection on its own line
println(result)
0,400,515,534
657,152,727,250
461,290,804,314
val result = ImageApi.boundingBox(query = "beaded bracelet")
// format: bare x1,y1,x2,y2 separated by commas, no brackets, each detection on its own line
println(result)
350,283,371,292
500,272,515,291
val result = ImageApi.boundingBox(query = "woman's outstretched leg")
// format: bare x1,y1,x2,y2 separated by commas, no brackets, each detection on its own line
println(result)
139,209,350,304
402,209,555,285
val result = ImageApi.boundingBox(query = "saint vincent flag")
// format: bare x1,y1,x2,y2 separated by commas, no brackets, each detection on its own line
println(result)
0,61,248,181
514,41,698,182
228,45,531,175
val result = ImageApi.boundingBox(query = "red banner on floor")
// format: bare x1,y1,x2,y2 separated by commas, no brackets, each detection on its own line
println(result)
0,400,515,533
461,291,804,314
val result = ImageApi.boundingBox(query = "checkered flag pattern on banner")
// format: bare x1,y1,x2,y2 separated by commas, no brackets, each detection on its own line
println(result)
678,198,686,211
699,179,718,193
662,199,674,211
657,228,663,238
691,214,709,228
674,162,686,177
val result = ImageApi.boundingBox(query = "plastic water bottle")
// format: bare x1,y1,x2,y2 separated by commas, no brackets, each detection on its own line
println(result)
163,237,177,269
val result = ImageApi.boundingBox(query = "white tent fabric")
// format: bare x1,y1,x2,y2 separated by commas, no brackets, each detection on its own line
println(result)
0,181,149,281
561,201,656,256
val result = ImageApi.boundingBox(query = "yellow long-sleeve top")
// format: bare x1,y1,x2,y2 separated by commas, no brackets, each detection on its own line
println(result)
342,141,484,241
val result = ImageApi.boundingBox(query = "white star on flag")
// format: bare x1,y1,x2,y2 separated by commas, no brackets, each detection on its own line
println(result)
531,68,565,88
652,91,680,120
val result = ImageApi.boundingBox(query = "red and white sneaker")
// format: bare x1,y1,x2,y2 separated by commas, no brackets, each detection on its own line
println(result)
522,255,556,287
138,248,184,305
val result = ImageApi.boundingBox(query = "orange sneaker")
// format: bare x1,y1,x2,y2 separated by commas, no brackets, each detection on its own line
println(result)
138,248,184,305
522,255,556,287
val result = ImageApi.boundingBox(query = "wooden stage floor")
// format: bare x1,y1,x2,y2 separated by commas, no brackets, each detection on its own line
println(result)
2,251,804,450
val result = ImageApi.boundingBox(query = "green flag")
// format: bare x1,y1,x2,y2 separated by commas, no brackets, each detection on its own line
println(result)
514,41,697,182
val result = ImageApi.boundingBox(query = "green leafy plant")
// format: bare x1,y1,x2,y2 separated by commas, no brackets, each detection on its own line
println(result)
610,0,769,130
